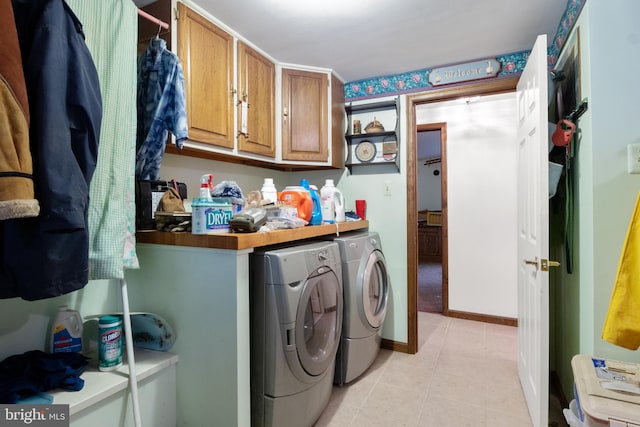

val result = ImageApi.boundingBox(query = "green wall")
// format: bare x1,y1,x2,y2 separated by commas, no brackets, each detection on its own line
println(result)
556,0,640,399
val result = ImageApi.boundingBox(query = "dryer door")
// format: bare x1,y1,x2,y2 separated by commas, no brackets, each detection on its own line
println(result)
295,269,342,377
361,250,390,329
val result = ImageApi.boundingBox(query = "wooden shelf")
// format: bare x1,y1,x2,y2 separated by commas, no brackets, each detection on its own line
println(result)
136,220,369,250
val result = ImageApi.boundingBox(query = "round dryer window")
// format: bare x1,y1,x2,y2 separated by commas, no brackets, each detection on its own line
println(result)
361,250,389,328
295,271,342,376
355,140,376,163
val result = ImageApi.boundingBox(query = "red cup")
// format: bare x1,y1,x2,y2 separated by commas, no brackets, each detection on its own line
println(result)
355,199,366,220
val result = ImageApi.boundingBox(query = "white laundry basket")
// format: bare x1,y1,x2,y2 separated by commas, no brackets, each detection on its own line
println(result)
564,400,584,427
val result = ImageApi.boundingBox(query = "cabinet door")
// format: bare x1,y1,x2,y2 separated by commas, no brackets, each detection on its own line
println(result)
177,3,234,149
237,41,275,157
281,68,328,162
331,74,345,168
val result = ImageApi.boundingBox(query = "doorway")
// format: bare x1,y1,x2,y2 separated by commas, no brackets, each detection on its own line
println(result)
405,78,519,354
416,126,447,314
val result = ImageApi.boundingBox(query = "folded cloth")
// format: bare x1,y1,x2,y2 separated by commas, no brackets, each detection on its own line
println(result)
0,350,89,403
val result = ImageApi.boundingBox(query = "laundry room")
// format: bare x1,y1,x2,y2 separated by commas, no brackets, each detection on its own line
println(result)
3,1,640,427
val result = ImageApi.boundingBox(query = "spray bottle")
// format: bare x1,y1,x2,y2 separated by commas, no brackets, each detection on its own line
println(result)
192,174,215,234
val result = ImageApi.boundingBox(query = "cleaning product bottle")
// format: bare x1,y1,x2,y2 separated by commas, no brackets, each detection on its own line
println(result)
261,178,278,204
300,179,322,225
98,315,123,371
320,179,337,223
334,185,346,223
50,305,83,353
192,174,216,234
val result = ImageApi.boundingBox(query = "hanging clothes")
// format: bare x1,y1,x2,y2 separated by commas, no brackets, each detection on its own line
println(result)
602,192,640,350
0,0,39,221
66,0,140,277
136,38,188,181
1,0,102,301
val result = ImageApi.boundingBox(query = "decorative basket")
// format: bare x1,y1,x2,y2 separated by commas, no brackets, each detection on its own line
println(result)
365,117,385,133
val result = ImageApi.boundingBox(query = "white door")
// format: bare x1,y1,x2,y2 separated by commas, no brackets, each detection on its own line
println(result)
516,34,549,427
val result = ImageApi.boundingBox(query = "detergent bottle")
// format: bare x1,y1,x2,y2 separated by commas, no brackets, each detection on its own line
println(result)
260,178,278,204
300,179,322,226
320,179,343,223
334,186,346,223
50,305,83,353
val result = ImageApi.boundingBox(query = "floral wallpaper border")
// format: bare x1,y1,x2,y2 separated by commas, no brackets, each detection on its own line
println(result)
345,0,586,100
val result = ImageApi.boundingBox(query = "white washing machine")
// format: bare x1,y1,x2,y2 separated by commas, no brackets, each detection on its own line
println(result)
327,231,390,385
250,241,343,427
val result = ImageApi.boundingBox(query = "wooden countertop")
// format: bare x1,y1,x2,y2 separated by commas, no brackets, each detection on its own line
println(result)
136,220,369,250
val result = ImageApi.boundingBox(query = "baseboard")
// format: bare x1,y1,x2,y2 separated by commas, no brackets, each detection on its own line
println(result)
381,338,411,354
445,309,517,327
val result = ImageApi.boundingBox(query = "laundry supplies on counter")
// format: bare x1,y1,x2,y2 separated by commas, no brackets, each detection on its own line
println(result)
278,186,313,224
260,178,278,204
300,179,322,225
192,174,234,234
320,179,345,223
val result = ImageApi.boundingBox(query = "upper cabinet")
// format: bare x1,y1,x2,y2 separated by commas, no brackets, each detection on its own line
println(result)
330,74,346,169
143,1,345,170
177,3,234,149
237,41,276,158
281,68,328,162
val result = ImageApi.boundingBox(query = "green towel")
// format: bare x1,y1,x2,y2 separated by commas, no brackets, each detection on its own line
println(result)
66,0,139,277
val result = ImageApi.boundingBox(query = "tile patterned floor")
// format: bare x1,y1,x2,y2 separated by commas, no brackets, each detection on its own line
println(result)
314,311,533,427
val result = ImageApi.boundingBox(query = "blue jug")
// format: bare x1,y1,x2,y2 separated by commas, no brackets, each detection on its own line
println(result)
300,179,322,226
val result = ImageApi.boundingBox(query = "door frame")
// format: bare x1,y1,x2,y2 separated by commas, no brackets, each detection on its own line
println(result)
416,123,449,317
405,77,519,354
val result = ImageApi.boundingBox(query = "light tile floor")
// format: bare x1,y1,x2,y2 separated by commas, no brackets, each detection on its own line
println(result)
314,311,534,427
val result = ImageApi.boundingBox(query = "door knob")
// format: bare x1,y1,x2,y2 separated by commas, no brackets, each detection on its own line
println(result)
524,257,539,268
541,259,560,271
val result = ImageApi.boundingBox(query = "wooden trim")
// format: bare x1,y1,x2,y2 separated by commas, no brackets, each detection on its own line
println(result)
406,77,519,354
447,310,517,327
381,338,410,354
137,220,368,250
165,145,339,172
417,122,449,317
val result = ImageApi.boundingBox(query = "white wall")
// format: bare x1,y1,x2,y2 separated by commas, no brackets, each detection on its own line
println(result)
417,162,442,211
416,93,519,318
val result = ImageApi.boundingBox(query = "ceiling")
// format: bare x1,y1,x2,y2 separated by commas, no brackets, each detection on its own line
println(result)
140,0,568,83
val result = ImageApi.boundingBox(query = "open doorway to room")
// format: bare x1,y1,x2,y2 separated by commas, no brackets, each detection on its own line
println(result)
416,127,446,314
405,78,518,355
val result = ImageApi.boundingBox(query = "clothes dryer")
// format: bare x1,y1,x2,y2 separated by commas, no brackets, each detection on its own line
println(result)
327,231,390,385
250,241,343,427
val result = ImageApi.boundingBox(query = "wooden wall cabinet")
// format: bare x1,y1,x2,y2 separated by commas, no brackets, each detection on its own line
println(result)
237,41,276,158
418,226,442,262
281,68,329,162
147,2,345,170
331,74,346,168
177,3,234,149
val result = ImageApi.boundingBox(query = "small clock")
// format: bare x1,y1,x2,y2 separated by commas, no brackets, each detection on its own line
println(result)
355,140,376,163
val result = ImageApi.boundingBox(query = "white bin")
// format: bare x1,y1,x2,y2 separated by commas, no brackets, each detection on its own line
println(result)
564,400,584,427
571,355,640,427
